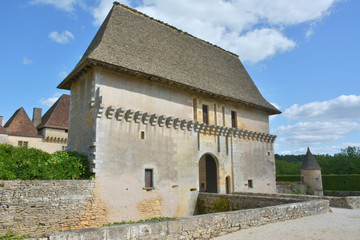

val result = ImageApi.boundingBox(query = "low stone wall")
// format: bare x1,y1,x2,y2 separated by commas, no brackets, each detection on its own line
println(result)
0,180,108,237
27,194,329,240
196,192,303,214
234,192,360,209
276,184,307,195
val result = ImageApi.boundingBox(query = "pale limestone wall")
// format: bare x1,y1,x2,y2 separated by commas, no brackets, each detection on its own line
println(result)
6,135,65,153
67,67,276,222
301,169,323,196
0,180,108,237
0,133,7,143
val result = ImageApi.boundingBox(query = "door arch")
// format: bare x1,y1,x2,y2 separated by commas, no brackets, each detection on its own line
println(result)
199,153,218,193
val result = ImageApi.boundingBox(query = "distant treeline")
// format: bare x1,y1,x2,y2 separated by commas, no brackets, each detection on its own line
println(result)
276,146,360,175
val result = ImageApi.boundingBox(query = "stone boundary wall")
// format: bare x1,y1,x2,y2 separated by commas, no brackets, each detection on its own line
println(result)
0,180,108,237
276,184,307,195
196,192,303,214
27,196,329,240
234,192,360,209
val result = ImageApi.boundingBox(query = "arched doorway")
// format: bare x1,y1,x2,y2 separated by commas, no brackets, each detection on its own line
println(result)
199,154,218,193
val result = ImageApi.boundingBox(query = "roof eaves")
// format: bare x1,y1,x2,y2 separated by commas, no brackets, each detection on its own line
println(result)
85,59,281,115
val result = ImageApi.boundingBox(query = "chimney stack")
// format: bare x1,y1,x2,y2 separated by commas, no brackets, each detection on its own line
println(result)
0,116,2,126
32,108,42,128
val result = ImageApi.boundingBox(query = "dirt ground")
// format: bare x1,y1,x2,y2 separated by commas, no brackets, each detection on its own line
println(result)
213,208,360,240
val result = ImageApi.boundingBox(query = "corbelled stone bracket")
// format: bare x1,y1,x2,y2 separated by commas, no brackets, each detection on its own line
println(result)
116,107,126,121
125,109,135,122
106,106,116,119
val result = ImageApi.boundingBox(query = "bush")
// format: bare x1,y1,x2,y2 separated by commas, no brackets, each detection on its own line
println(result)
0,144,93,180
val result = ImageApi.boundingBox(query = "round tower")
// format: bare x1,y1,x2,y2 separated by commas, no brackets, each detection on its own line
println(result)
300,147,323,196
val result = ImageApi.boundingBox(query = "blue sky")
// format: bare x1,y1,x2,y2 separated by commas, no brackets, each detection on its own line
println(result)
0,0,359,155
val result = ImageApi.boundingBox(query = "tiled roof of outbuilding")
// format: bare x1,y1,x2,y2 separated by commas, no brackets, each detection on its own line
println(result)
301,148,321,170
37,94,70,130
0,125,7,134
58,2,280,115
3,107,40,137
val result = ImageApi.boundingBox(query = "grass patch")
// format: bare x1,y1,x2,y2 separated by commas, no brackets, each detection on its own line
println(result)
0,229,30,240
102,217,175,227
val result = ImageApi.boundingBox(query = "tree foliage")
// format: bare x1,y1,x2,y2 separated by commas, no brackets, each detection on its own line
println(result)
276,146,360,175
0,143,93,180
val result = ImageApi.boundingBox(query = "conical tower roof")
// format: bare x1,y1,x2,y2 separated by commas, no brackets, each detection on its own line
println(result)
58,2,280,115
301,147,321,170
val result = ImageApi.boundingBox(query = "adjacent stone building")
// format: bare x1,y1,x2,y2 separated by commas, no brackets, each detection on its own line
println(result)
301,147,323,196
0,94,69,153
58,2,280,222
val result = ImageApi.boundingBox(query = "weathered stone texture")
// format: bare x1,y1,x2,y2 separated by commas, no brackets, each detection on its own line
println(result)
0,180,108,237
27,194,329,240
276,184,307,195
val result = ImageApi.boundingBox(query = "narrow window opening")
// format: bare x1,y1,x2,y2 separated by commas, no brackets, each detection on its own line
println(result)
193,98,197,121
222,106,225,126
140,131,145,140
301,176,304,183
231,111,237,128
214,104,217,125
202,104,208,124
145,169,153,188
248,179,253,189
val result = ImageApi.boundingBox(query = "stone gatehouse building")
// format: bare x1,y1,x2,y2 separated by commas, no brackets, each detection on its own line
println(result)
58,2,280,222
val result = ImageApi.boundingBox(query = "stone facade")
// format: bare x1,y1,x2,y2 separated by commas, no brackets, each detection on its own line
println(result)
0,180,108,237
66,67,277,222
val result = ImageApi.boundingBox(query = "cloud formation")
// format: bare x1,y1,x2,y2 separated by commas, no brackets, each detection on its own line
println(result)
40,93,61,107
49,30,75,44
274,95,360,153
92,0,338,63
23,57,33,65
283,95,360,122
31,0,340,63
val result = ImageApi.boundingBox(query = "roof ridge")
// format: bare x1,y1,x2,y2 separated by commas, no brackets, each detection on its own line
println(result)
113,2,239,58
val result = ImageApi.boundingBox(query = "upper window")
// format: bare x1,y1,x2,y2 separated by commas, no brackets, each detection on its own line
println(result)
202,105,209,124
231,111,237,128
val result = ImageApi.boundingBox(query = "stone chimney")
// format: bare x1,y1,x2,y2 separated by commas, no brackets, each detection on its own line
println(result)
0,116,2,126
32,108,42,128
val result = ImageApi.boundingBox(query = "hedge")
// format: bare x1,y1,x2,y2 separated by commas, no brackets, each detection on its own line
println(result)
277,174,360,191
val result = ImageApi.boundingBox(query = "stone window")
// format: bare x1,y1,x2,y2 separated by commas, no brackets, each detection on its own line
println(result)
145,169,154,188
140,131,145,140
248,179,253,189
202,104,209,124
18,141,28,147
231,111,237,128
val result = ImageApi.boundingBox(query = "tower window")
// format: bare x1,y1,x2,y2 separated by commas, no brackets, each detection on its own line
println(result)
248,179,253,189
202,105,209,124
145,169,154,188
231,111,237,128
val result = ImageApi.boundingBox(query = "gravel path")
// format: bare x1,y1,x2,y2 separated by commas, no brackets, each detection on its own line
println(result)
213,208,360,240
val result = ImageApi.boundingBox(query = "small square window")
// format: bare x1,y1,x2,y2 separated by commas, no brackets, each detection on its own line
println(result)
23,141,28,147
140,131,145,140
18,141,23,147
145,169,153,188
248,180,253,189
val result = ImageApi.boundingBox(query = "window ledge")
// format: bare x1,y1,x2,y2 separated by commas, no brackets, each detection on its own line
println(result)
143,187,154,191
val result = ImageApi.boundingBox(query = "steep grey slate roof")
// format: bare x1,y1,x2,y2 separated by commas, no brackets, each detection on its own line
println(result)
58,2,280,114
301,148,321,170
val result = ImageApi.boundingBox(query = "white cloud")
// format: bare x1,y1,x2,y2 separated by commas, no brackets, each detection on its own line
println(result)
29,0,82,12
269,102,281,121
40,93,62,107
49,30,75,44
57,71,68,79
23,57,33,65
283,95,360,122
